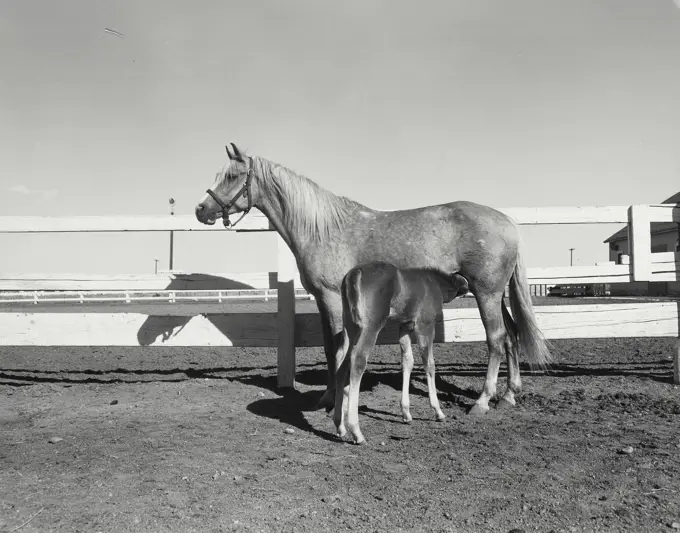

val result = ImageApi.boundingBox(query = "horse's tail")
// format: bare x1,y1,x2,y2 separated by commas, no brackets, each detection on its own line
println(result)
507,241,552,369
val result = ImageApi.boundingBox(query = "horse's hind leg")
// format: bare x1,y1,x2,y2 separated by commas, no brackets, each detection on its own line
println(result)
346,327,380,445
417,325,446,421
496,311,522,409
398,324,415,423
469,291,507,416
497,306,521,410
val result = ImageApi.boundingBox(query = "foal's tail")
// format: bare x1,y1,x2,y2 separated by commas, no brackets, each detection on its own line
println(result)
506,241,552,369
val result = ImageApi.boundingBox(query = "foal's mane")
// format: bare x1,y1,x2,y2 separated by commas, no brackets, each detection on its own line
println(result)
256,157,362,241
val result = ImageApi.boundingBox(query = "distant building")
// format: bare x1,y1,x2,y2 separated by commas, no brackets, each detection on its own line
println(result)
603,192,680,296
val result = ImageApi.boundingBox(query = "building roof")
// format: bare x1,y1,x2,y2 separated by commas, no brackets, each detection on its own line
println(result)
603,191,680,244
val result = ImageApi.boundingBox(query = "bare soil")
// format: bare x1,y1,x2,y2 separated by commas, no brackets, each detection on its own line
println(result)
2,333,680,532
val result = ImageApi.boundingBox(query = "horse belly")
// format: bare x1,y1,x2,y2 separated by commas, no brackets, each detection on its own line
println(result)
360,205,516,273
356,219,460,272
305,222,458,292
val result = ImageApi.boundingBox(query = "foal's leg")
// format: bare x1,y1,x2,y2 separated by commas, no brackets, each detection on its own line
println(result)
418,326,446,421
346,327,380,445
398,325,415,423
469,291,507,416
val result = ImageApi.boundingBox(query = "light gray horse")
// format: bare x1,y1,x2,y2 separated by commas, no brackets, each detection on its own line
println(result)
195,143,551,416
334,262,469,444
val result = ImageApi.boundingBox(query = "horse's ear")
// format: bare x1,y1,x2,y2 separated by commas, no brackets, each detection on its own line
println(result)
225,144,236,160
230,143,245,162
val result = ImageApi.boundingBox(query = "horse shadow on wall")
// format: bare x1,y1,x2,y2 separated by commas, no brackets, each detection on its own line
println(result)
136,273,277,346
133,270,452,368
135,270,468,348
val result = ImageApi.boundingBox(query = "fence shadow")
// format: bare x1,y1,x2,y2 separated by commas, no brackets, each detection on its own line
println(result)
136,273,263,346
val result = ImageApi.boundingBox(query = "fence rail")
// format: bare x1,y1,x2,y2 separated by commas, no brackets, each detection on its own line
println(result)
1,253,677,291
0,288,315,305
0,272,304,291
0,214,272,233
0,204,676,234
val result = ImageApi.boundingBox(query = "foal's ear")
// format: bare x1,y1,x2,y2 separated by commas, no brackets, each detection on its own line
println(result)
225,144,236,160
229,143,245,162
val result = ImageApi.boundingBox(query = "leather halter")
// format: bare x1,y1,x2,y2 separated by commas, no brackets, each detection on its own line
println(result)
205,156,255,228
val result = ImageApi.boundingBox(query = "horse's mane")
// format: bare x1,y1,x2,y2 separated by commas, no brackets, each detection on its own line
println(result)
256,157,362,241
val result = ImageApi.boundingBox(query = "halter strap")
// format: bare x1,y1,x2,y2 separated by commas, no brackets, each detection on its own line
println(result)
205,156,255,228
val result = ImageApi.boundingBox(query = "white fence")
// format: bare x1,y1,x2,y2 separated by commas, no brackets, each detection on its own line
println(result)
1,204,679,386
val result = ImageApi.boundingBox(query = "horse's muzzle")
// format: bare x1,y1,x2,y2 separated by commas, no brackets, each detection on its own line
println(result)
195,203,217,225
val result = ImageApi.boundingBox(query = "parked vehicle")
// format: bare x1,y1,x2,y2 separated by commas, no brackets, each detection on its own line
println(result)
548,284,610,297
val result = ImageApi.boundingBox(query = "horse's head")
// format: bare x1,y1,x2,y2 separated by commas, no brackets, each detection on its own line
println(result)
195,143,257,227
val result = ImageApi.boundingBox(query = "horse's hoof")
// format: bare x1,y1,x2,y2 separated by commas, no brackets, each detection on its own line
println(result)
353,437,366,446
435,413,446,422
496,398,515,411
468,404,489,416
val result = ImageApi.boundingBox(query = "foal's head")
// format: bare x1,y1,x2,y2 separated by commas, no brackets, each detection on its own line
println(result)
441,273,469,303
195,143,259,227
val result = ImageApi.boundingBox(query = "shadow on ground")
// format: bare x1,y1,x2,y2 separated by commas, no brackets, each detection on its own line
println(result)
1,358,673,388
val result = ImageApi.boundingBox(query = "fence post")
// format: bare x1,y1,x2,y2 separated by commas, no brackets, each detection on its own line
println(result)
627,205,652,282
277,235,297,389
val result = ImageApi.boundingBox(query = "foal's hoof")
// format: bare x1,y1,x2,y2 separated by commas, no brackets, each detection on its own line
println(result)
496,398,515,411
467,404,489,416
353,437,366,446
435,412,447,422
402,414,413,424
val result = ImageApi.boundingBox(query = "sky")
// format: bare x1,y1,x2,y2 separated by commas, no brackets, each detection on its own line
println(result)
1,0,679,276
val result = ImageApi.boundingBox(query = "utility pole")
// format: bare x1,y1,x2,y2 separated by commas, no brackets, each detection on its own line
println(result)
169,198,175,271
569,247,575,267
154,258,159,275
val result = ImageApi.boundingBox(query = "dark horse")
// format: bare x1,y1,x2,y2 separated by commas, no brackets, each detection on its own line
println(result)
195,143,551,416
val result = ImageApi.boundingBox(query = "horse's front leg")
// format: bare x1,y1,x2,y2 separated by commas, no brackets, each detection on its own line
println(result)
314,293,344,412
333,327,352,438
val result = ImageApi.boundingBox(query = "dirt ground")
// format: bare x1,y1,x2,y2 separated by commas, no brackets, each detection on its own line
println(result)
2,333,680,532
